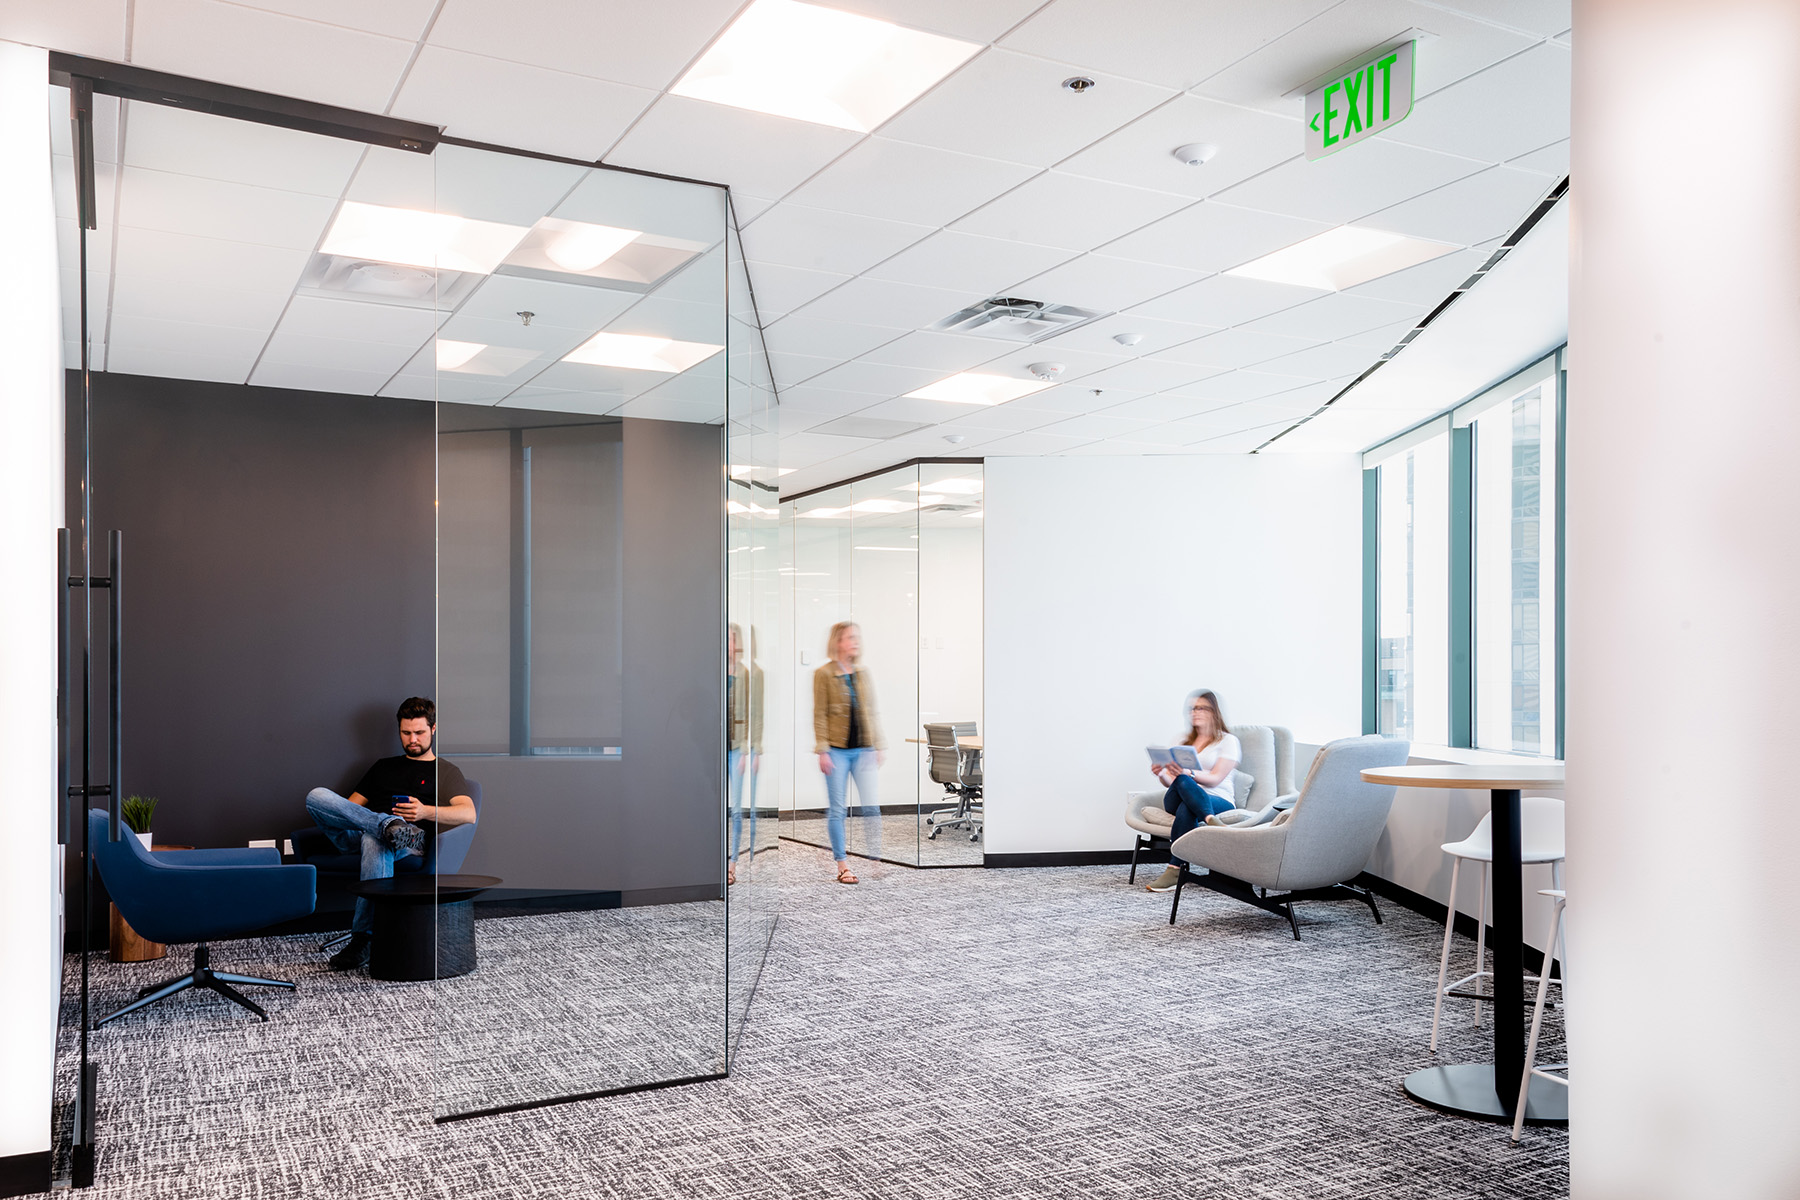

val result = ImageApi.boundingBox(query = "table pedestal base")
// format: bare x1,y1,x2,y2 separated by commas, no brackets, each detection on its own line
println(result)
368,896,477,981
1404,1064,1567,1125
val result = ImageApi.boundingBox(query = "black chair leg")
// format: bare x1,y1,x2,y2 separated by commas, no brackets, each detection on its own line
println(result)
1362,888,1383,925
96,943,295,1029
1129,838,1141,883
100,975,198,1027
1285,903,1301,941
1168,865,1188,925
205,978,268,1021
320,932,353,954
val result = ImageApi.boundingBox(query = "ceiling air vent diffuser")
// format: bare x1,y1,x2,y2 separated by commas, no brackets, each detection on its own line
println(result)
931,297,1108,342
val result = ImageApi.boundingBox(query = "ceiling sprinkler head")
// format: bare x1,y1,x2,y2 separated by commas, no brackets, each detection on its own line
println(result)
1113,332,1144,347
517,311,535,326
1027,361,1066,381
1062,76,1096,93
1172,142,1219,167
943,433,967,445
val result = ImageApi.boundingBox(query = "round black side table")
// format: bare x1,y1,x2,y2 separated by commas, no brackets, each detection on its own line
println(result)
350,874,502,981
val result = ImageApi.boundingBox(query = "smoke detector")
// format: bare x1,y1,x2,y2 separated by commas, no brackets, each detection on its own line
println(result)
1172,142,1218,166
943,433,967,445
931,297,1109,343
1027,362,1065,381
1113,332,1144,346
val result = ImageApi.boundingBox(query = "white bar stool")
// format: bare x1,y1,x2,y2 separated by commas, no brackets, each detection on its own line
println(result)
1431,795,1565,1051
1513,888,1569,1142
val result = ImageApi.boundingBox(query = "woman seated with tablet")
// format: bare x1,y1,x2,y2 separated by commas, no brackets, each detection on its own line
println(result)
1143,690,1241,893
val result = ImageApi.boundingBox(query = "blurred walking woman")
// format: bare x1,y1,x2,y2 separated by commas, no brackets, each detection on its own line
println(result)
814,621,885,884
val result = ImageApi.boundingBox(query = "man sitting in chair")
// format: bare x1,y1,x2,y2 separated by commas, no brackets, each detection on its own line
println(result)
305,697,475,970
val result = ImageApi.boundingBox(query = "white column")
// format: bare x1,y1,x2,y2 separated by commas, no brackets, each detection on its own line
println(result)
1568,2,1800,1196
0,39,64,1170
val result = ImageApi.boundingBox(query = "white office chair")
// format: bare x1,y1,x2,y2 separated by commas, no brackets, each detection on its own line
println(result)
1513,887,1569,1142
1431,795,1565,1051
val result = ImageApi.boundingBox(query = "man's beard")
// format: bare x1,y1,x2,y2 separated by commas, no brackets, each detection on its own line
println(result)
403,741,431,758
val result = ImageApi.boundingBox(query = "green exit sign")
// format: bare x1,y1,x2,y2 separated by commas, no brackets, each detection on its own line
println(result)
1304,40,1415,161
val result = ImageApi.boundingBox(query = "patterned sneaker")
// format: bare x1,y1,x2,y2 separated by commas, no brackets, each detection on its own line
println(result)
381,818,425,853
1145,866,1182,893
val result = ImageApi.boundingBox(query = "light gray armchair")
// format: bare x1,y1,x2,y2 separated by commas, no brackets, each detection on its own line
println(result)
1164,734,1412,939
1124,723,1299,884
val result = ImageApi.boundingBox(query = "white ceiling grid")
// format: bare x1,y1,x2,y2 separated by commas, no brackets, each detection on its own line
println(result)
2,0,1572,490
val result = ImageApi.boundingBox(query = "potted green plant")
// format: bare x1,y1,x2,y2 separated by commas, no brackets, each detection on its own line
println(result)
121,795,158,851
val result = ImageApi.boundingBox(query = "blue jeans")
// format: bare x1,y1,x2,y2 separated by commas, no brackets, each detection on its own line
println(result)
824,747,881,862
729,749,759,864
1164,775,1234,867
305,788,418,933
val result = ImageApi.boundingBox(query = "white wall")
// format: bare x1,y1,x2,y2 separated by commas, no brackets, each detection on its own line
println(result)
983,454,1362,855
0,39,63,1166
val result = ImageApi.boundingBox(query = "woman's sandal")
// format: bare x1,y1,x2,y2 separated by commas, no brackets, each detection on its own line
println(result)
835,866,859,885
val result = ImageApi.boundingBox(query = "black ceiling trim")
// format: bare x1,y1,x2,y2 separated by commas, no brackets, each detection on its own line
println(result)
47,52,441,153
782,457,985,504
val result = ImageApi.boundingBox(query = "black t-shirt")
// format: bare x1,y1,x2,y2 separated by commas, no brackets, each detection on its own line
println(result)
354,756,469,830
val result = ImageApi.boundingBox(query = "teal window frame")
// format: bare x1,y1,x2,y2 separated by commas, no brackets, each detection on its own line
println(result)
1362,347,1566,757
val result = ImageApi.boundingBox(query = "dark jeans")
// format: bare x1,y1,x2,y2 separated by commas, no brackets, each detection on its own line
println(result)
1163,775,1234,867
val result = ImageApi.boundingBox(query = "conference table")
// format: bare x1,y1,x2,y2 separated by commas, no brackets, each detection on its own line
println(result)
1360,762,1567,1125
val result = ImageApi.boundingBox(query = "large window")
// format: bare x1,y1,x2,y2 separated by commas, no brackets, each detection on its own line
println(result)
1471,378,1557,755
1365,352,1563,757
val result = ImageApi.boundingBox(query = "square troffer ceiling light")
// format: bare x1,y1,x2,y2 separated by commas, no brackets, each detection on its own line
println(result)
906,372,1051,406
670,0,980,132
563,332,723,373
1227,226,1456,292
320,201,531,275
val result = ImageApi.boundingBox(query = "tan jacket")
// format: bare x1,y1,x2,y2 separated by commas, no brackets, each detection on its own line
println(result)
813,662,884,752
729,663,763,752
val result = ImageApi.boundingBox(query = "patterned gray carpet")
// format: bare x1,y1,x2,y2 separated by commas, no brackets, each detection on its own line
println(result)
785,811,985,867
44,844,1567,1199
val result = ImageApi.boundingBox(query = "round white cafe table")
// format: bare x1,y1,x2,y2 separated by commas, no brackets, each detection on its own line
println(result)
1361,763,1567,1127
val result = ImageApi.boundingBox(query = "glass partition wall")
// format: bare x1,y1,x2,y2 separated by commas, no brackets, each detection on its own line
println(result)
49,64,774,1183
779,461,984,870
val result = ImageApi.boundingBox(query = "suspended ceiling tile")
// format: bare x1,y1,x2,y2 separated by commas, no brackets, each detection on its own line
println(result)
1261,406,1416,452
1163,368,1320,406
766,352,840,390
1012,253,1199,314
997,380,1147,413
1040,312,1220,358
1193,0,1537,113
104,345,254,384
785,138,1039,228
1421,0,1571,38
1382,42,1571,164
862,230,1073,296
111,227,309,294
861,330,1012,372
773,385,886,418
555,168,730,244
391,47,658,162
110,273,295,330
1240,291,1422,341
606,294,727,344
1102,201,1330,273
1338,316,1421,351
123,102,364,198
976,343,1129,382
427,0,741,90
1341,243,1488,305
1210,138,1486,226
1160,327,1316,370
456,275,639,332
1073,356,1223,394
776,406,838,435
105,313,273,360
762,314,905,360
227,0,438,39
878,49,1174,167
1127,272,1318,327
249,360,396,395
975,429,1094,456
517,359,665,399
436,315,594,360
1097,391,1237,423
791,275,975,332
1508,138,1569,179
1187,418,1299,452
608,95,859,198
826,0,1049,42
802,360,947,399
499,386,621,416
1004,0,1337,90
1359,164,1556,247
1032,411,1162,441
258,330,420,374
740,205,932,276
1252,340,1383,381
430,144,593,226
736,263,851,321
131,0,416,112
1057,94,1302,199
951,171,1193,253
615,393,726,423
855,395,991,426
118,166,336,250
277,295,446,346
940,402,1069,432
3,0,129,58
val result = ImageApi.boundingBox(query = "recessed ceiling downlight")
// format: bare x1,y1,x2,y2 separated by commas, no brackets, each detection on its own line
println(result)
563,331,724,374
670,0,980,132
319,201,530,274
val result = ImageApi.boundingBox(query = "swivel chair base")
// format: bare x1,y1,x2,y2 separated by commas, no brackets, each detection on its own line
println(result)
96,943,296,1028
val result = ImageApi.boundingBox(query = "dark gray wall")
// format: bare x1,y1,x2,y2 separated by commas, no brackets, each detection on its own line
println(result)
66,371,722,920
